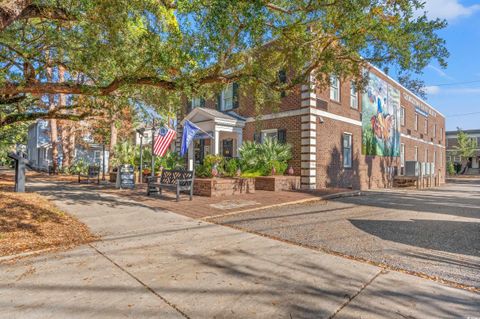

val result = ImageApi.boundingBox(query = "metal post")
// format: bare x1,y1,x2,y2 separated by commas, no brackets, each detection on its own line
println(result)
102,143,106,181
139,135,143,183
151,120,156,178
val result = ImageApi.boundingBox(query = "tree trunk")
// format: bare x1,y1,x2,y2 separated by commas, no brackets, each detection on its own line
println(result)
0,0,30,31
58,65,72,168
109,120,117,170
46,52,58,173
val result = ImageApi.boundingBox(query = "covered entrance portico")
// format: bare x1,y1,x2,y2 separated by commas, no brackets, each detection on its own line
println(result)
182,108,246,170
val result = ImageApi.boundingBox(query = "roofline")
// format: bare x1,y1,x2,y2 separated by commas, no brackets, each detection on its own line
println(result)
368,64,445,119
446,129,480,135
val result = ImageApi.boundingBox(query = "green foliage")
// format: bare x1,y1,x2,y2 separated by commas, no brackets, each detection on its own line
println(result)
68,159,89,175
195,154,225,178
137,147,184,172
1,0,448,126
224,158,240,177
454,129,478,158
446,161,455,176
0,122,28,166
239,137,292,176
112,141,137,167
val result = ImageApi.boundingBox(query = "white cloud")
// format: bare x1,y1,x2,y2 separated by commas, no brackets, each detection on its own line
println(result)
422,0,480,20
425,85,441,95
426,64,455,80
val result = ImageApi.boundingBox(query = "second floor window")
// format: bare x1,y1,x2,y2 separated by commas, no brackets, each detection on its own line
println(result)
350,81,358,109
222,84,234,111
330,76,340,102
400,107,406,126
415,114,418,131
191,97,204,109
433,124,437,138
424,118,428,134
219,83,239,111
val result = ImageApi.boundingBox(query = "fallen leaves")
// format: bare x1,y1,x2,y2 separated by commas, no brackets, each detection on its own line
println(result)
0,181,98,257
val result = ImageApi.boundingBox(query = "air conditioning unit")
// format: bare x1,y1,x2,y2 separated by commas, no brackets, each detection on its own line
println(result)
405,161,420,177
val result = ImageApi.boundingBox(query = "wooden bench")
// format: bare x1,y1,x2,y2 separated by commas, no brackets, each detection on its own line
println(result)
78,165,100,184
147,169,194,201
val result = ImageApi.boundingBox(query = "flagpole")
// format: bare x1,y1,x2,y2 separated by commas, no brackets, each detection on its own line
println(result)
185,120,214,139
151,119,156,179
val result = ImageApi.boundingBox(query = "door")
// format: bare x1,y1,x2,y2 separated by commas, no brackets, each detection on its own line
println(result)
222,139,233,158
194,139,205,164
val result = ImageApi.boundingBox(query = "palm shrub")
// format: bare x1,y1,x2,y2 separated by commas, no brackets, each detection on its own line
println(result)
112,141,137,167
239,137,292,176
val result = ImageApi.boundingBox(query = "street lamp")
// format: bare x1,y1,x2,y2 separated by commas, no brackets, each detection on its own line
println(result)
136,128,145,183
150,120,156,179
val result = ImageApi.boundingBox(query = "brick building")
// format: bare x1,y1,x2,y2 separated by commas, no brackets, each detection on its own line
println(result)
446,129,480,174
179,66,446,190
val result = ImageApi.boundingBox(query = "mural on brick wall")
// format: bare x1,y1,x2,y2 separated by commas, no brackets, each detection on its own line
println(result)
362,73,401,157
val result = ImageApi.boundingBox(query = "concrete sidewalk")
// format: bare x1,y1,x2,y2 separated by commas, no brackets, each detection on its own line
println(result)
1,181,479,318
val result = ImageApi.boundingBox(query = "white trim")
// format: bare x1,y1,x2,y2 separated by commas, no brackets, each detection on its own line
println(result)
312,109,362,127
369,64,445,118
401,133,445,149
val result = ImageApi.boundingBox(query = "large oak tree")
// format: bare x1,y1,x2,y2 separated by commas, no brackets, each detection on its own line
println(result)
0,0,448,126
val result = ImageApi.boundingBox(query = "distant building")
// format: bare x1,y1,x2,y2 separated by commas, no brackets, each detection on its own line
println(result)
26,120,109,172
446,129,480,173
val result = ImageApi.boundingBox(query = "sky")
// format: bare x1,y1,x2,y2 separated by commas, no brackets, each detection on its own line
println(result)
417,0,480,131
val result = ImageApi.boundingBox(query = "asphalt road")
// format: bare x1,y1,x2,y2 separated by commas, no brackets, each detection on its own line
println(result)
213,178,480,288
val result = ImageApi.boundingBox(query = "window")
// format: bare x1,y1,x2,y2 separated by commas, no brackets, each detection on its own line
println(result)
425,149,428,162
350,81,358,109
424,118,428,134
261,129,278,142
433,124,437,138
414,114,418,131
433,150,436,165
188,97,205,110
330,75,340,102
414,146,418,161
400,143,405,168
400,107,406,126
343,133,352,168
221,84,234,111
440,128,444,141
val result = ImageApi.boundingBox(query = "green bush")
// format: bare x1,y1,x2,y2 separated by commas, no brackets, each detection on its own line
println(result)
446,161,455,176
195,154,225,178
68,159,89,175
224,158,240,177
238,137,292,176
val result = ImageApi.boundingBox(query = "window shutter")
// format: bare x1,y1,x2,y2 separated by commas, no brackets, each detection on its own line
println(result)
216,93,222,111
200,98,206,108
277,129,287,144
253,132,261,143
232,82,239,109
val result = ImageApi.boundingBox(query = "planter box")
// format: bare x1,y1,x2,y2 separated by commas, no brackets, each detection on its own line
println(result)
193,177,255,197
255,175,301,191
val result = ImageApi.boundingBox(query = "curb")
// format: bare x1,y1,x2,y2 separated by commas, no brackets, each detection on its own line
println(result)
202,190,362,221
0,248,55,262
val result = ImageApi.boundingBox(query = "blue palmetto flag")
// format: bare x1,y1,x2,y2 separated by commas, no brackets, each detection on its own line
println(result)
180,120,200,157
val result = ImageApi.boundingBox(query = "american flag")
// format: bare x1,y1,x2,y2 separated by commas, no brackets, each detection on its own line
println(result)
153,127,177,156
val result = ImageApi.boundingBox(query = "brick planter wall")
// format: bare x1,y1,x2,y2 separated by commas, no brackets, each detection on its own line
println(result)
193,178,255,197
255,175,301,191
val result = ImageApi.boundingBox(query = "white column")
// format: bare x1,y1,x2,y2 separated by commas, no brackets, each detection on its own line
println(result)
236,129,243,157
188,143,194,170
214,129,220,155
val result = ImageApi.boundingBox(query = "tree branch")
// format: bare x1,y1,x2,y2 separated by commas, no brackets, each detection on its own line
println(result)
0,0,74,31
